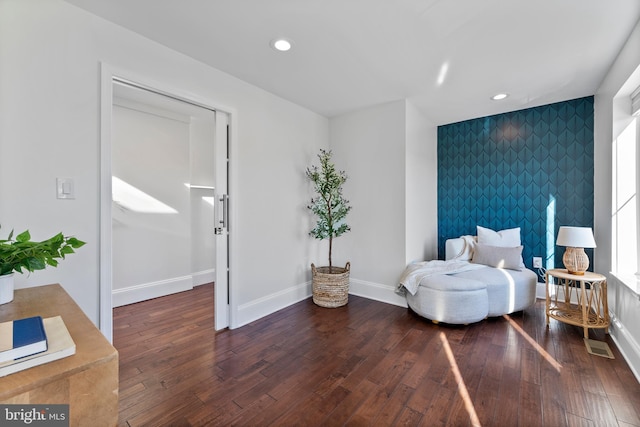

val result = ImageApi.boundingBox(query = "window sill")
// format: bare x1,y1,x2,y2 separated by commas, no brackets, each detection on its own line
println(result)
610,271,640,298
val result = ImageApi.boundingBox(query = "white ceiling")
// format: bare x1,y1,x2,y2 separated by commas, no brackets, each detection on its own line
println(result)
65,0,640,125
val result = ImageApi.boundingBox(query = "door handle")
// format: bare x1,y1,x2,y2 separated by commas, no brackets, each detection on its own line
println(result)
215,194,228,234
221,194,228,229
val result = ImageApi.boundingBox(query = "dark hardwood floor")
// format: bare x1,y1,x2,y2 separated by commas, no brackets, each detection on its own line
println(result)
114,284,640,426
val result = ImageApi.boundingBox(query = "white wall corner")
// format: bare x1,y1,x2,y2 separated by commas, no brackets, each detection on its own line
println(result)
192,269,215,287
349,278,408,308
609,313,640,383
236,281,312,328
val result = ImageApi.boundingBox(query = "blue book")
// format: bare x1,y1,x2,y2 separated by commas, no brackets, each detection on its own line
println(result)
0,316,48,363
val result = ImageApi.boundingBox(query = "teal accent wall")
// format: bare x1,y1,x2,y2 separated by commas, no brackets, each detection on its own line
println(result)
437,96,594,273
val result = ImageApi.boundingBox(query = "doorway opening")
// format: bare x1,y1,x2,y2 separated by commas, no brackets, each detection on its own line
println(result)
99,65,232,342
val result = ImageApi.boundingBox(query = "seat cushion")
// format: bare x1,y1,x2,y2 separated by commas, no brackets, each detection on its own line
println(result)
451,267,537,315
418,274,486,292
407,277,488,324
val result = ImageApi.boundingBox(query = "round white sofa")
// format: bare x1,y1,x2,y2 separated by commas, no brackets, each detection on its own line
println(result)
405,236,537,324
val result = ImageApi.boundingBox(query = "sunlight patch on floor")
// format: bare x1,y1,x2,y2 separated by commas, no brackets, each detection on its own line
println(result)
503,314,562,372
439,332,481,427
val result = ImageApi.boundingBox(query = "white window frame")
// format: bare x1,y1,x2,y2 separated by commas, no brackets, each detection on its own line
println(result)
611,82,640,295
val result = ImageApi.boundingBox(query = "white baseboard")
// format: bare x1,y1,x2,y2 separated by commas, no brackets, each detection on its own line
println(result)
349,278,407,308
113,275,193,307
192,269,215,287
235,281,312,328
609,314,640,383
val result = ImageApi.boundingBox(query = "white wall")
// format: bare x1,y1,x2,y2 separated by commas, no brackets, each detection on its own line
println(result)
329,100,437,306
189,116,216,285
330,101,406,285
111,102,191,290
594,17,640,380
0,0,328,328
405,101,438,263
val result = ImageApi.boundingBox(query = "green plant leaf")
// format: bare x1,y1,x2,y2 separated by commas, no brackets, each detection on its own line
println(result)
67,237,85,248
60,246,75,255
16,230,31,243
0,227,85,276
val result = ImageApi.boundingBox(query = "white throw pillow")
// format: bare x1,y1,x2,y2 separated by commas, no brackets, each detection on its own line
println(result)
477,225,521,247
471,243,523,271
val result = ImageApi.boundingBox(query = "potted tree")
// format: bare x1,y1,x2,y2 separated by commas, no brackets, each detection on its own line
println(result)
0,227,85,304
306,149,352,307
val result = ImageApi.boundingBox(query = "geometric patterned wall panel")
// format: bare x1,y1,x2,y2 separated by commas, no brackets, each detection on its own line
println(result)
437,96,594,275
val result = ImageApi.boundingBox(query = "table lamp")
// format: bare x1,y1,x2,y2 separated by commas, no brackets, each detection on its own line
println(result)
556,226,596,275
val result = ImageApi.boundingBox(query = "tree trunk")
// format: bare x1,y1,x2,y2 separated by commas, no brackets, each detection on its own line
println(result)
328,235,333,273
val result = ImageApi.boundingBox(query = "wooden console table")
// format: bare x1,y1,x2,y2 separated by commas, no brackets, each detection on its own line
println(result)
545,269,609,339
0,284,118,426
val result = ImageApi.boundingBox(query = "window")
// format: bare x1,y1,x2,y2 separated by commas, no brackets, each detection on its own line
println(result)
611,117,638,283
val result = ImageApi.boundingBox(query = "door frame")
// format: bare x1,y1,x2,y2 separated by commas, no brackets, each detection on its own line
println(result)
99,62,238,342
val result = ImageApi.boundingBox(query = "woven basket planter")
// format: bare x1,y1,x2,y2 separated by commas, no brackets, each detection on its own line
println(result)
311,262,350,308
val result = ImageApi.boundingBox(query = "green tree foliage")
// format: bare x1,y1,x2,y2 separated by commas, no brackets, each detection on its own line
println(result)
306,149,351,270
0,227,86,276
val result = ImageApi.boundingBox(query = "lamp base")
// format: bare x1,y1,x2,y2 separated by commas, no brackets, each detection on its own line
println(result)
563,247,589,275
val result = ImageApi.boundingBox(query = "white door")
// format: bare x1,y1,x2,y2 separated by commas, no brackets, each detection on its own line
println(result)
214,111,230,330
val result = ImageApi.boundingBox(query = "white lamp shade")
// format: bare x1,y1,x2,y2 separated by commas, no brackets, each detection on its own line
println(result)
556,226,596,248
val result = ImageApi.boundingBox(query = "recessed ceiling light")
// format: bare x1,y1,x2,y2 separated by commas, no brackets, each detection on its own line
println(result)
271,38,292,52
491,93,509,100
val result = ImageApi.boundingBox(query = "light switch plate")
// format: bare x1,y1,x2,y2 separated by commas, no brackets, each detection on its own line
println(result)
56,177,75,199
